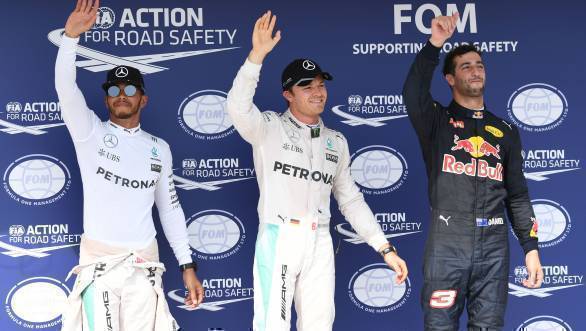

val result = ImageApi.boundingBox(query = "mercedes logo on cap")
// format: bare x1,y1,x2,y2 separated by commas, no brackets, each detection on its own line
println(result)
115,67,129,78
302,60,316,71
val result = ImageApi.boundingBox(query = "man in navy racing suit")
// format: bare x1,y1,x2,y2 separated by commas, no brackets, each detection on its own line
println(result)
402,12,544,331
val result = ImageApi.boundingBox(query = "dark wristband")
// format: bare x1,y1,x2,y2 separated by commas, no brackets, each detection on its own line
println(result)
179,262,198,272
380,245,397,257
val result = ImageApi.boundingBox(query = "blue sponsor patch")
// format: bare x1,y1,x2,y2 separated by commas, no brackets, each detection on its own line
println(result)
476,218,488,227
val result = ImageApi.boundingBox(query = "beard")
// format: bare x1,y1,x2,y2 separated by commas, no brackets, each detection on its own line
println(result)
109,105,139,119
457,78,485,97
465,85,484,97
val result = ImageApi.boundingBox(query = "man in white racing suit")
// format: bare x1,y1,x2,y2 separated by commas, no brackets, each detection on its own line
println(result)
226,11,409,331
54,1,203,330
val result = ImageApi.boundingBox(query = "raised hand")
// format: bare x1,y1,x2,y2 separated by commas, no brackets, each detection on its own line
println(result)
429,12,459,48
248,10,282,64
64,0,100,38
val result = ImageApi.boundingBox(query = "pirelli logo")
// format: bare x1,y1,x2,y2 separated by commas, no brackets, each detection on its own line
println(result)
325,153,338,163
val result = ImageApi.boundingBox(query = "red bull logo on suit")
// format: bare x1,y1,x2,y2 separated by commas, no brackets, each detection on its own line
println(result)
451,135,500,159
442,135,503,181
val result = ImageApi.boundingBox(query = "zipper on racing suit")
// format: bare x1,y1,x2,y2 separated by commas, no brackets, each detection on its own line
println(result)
473,116,480,262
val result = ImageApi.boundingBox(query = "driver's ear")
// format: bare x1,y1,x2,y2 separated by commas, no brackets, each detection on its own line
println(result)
445,74,455,88
139,94,149,110
283,90,294,103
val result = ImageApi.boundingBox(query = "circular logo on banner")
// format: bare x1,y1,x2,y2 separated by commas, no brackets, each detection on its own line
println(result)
516,315,573,331
3,154,71,206
350,145,408,195
93,7,116,29
507,83,568,132
348,263,411,313
186,209,246,260
347,95,363,106
6,102,22,113
521,199,572,248
5,277,70,329
514,265,529,279
177,90,235,140
9,225,25,237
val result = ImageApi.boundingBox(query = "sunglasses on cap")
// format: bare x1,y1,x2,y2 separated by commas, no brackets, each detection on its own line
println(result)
107,85,141,97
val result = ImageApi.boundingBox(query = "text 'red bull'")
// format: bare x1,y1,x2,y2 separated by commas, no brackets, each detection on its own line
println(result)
442,154,503,181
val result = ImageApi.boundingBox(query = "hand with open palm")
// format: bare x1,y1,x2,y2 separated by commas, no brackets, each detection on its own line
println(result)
248,10,282,65
64,0,100,38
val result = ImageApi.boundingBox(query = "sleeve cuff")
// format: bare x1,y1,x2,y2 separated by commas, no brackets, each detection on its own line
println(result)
367,233,389,252
177,253,193,266
421,40,441,62
61,34,80,45
242,58,262,76
521,239,539,255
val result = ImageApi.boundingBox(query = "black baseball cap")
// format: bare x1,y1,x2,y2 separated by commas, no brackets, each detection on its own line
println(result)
281,58,332,91
102,65,146,93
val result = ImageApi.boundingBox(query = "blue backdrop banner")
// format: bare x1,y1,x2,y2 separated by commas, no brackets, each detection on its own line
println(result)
0,1,584,330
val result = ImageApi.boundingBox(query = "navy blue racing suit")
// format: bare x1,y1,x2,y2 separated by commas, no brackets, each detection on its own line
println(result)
403,41,538,331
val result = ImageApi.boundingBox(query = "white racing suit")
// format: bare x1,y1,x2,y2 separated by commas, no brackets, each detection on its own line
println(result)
55,34,192,330
227,60,388,331
61,236,179,331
